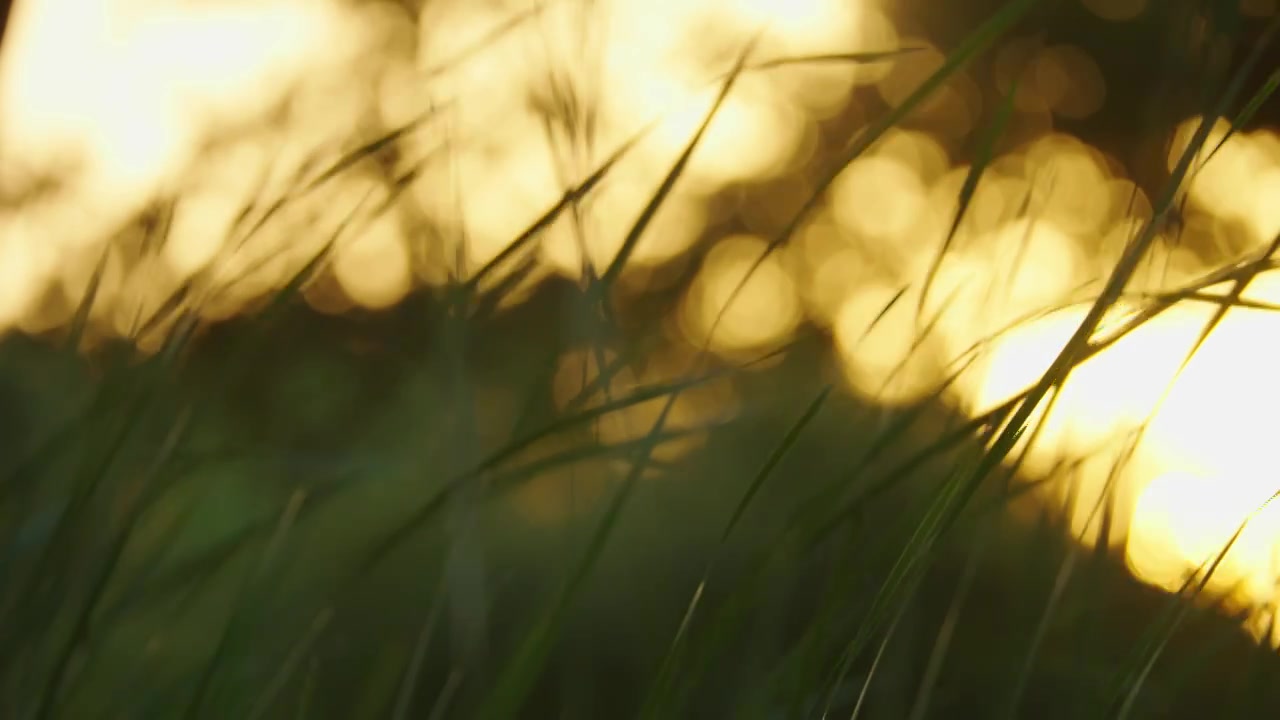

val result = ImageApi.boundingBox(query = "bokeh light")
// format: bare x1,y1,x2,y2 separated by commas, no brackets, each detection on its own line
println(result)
680,234,802,357
5,0,1280,647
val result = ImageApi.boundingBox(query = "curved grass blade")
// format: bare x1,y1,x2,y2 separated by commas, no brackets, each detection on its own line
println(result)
597,32,761,289
244,607,333,720
701,0,1046,353
917,74,1020,317
640,386,832,718
742,47,923,73
64,245,112,354
473,380,681,719
1107,491,1278,719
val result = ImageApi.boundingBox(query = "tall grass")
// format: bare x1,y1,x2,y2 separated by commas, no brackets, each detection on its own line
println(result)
2,1,1280,718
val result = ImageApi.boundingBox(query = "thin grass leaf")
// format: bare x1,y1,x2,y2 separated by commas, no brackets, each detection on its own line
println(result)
1202,63,1280,166
65,245,112,354
474,377,681,719
390,584,446,720
599,32,762,288
28,408,192,720
1003,501,1084,717
936,8,1276,552
210,183,377,316
907,522,990,720
182,488,308,720
1108,494,1272,719
244,607,334,720
743,47,923,73
0,345,190,686
425,669,464,720
419,2,551,83
468,252,542,323
460,122,645,294
818,424,1025,718
641,386,832,718
701,0,1045,351
848,601,909,720
918,75,1020,316
474,366,737,477
294,658,317,720
721,386,831,545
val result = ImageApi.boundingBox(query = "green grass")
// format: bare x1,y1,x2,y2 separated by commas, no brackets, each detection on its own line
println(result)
3,1,1280,718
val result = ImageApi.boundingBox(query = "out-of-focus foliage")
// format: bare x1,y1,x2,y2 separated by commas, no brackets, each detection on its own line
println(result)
2,0,1280,717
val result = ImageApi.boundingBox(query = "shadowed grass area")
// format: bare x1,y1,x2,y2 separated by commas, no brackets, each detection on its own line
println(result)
2,2,1280,719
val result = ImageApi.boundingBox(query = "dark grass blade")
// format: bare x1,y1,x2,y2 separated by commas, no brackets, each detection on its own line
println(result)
480,368,734,468
918,74,1020,316
227,112,450,258
460,123,647,294
474,381,682,719
742,47,923,73
207,183,376,322
419,3,549,83
907,521,991,720
598,33,762,289
849,602,909,720
389,581,447,720
1199,17,1280,166
819,445,983,709
0,318,197,678
1224,612,1280,715
874,283,962,403
920,3,1277,558
700,0,1046,351
330,340,773,603
27,409,192,720
1076,23,1280,717
1106,492,1278,719
243,607,333,720
468,45,916,302
64,245,113,354
467,251,542,323
720,386,832,545
181,488,309,719
640,386,832,718
1002,436,1143,717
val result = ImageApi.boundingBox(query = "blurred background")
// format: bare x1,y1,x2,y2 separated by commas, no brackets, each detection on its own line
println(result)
2,0,1280,717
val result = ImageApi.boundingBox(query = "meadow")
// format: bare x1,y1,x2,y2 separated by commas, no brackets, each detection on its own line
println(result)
1,0,1280,717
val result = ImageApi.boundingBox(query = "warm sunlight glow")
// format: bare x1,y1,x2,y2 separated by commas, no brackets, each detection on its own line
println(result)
332,215,413,310
833,282,948,404
830,154,929,243
1128,472,1280,629
6,0,1280,649
681,234,802,356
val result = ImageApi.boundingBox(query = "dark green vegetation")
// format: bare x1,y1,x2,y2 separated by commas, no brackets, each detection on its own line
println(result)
3,1,1280,718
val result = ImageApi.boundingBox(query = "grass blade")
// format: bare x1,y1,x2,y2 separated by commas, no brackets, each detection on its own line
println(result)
641,386,832,718
702,0,1046,351
474,378,681,718
598,32,762,288
917,74,1019,316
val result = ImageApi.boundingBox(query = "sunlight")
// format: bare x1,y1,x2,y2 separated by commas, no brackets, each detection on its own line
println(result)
4,0,1280,649
681,234,802,357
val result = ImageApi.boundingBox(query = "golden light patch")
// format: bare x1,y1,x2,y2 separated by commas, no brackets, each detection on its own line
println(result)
831,154,928,244
1032,44,1106,119
680,234,802,357
833,282,948,404
332,214,413,310
540,177,708,280
550,346,735,465
1127,471,1280,615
